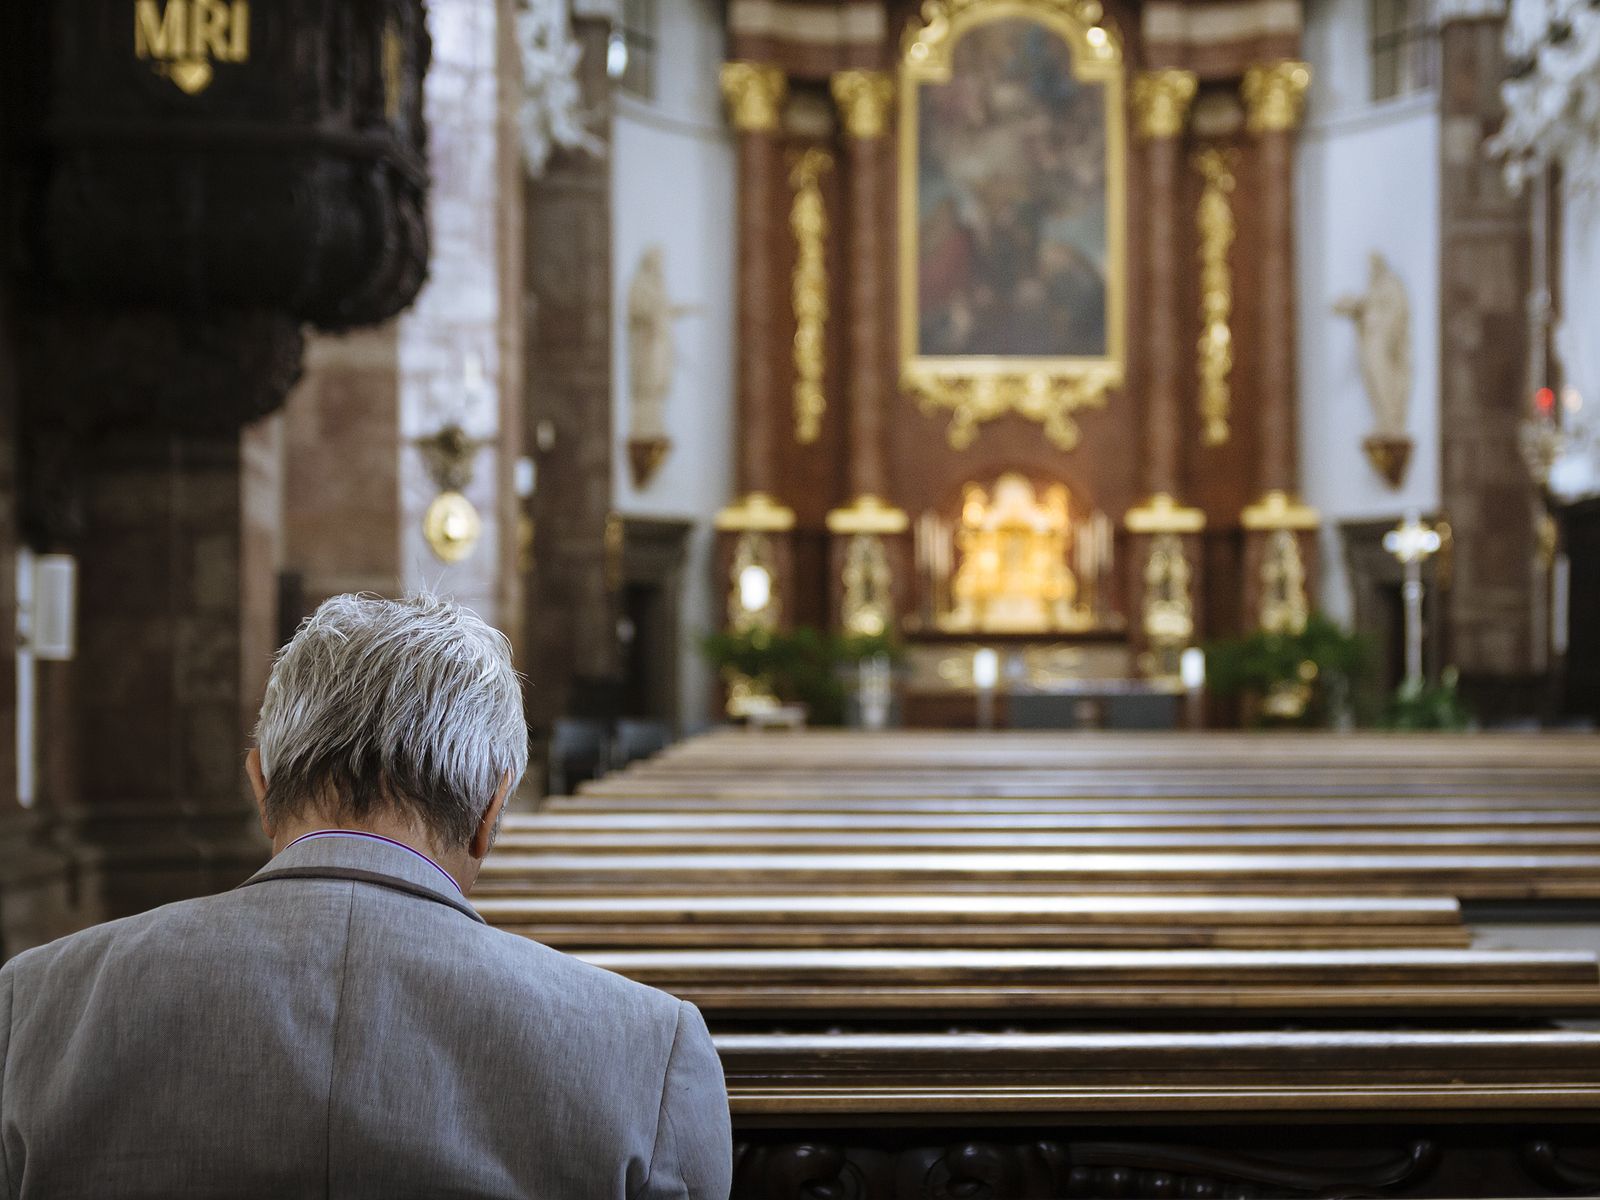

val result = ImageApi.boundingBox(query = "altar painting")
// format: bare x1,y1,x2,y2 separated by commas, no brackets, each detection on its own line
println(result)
899,0,1126,450
916,19,1110,359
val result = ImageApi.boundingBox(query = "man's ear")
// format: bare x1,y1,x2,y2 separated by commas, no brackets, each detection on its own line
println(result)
246,748,273,838
469,770,514,862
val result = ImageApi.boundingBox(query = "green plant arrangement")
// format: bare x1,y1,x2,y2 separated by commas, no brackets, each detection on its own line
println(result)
700,628,903,727
1379,668,1474,731
1204,613,1371,728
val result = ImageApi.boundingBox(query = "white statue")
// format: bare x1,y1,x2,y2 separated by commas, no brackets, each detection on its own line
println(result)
626,246,696,446
1334,253,1412,439
515,0,603,175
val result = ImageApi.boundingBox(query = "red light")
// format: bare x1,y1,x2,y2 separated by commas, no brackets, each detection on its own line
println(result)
1536,387,1556,414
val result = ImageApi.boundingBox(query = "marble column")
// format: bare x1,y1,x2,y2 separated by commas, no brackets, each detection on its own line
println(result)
719,62,789,507
826,70,907,639
1240,61,1318,631
716,62,794,713
1125,69,1203,678
1243,60,1311,499
523,13,617,734
1437,3,1539,695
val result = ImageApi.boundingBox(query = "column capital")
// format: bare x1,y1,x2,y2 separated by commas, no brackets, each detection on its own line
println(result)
716,491,796,532
1126,493,1206,534
720,61,788,132
1241,490,1320,530
1242,60,1312,134
827,494,909,535
1131,69,1198,140
830,70,896,139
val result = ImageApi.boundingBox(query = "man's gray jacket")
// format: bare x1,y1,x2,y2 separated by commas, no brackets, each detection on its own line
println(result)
0,834,733,1198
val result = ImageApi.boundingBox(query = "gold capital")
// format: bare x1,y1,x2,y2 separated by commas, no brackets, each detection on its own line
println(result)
827,495,909,535
1241,490,1319,531
720,61,787,132
1131,69,1197,140
1126,493,1206,534
1241,61,1311,134
715,491,796,532
831,70,895,139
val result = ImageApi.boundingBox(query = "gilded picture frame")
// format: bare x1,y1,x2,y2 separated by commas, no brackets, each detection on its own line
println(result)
900,0,1126,451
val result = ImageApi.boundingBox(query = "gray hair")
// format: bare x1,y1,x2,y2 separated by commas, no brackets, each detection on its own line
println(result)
254,592,528,848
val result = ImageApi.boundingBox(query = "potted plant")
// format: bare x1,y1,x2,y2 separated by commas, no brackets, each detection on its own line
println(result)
1204,614,1370,728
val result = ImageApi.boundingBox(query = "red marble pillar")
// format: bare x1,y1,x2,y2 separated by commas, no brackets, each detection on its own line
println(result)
1242,60,1311,498
831,70,894,504
720,62,788,502
1130,68,1196,503
716,63,794,714
827,70,908,638
1125,69,1204,677
1241,61,1318,631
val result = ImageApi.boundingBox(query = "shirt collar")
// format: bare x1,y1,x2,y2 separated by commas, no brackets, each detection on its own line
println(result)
237,829,486,924
283,829,465,895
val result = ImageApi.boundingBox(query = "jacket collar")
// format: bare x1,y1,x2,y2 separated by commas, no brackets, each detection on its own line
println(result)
238,831,486,924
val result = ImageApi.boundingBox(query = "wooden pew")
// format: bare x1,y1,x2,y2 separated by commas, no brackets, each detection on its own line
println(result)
649,729,1600,770
476,848,1600,899
494,730,1600,1196
511,808,1600,831
495,825,1600,855
475,893,1474,949
721,1028,1600,1198
561,944,1600,1020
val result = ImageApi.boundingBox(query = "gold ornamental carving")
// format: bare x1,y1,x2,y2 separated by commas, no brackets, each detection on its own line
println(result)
715,491,796,533
1241,60,1312,134
841,533,895,637
1259,528,1309,635
720,62,788,132
1131,69,1197,140
943,474,1087,633
415,423,485,564
827,494,910,536
135,0,252,96
831,70,895,139
1143,532,1195,650
422,492,481,564
911,370,1119,451
1241,489,1319,531
900,0,1126,452
1125,492,1205,535
904,0,1115,62
789,149,833,444
728,531,781,634
1194,148,1238,446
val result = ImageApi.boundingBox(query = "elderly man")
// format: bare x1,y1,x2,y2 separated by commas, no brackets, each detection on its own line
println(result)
0,593,732,1199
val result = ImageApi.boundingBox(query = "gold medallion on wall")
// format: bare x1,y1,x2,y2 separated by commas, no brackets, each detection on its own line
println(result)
898,0,1126,452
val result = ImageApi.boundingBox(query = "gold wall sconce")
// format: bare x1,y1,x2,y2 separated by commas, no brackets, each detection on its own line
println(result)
416,423,485,564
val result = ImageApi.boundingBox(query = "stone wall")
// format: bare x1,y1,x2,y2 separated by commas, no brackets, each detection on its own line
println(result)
279,0,519,636
522,19,619,734
1438,10,1543,711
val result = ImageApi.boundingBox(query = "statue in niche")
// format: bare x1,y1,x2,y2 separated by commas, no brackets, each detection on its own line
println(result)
1334,253,1413,488
625,245,695,489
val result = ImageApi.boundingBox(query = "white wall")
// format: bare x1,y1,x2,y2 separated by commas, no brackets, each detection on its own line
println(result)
1297,0,1442,620
1555,178,1600,500
611,0,735,730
